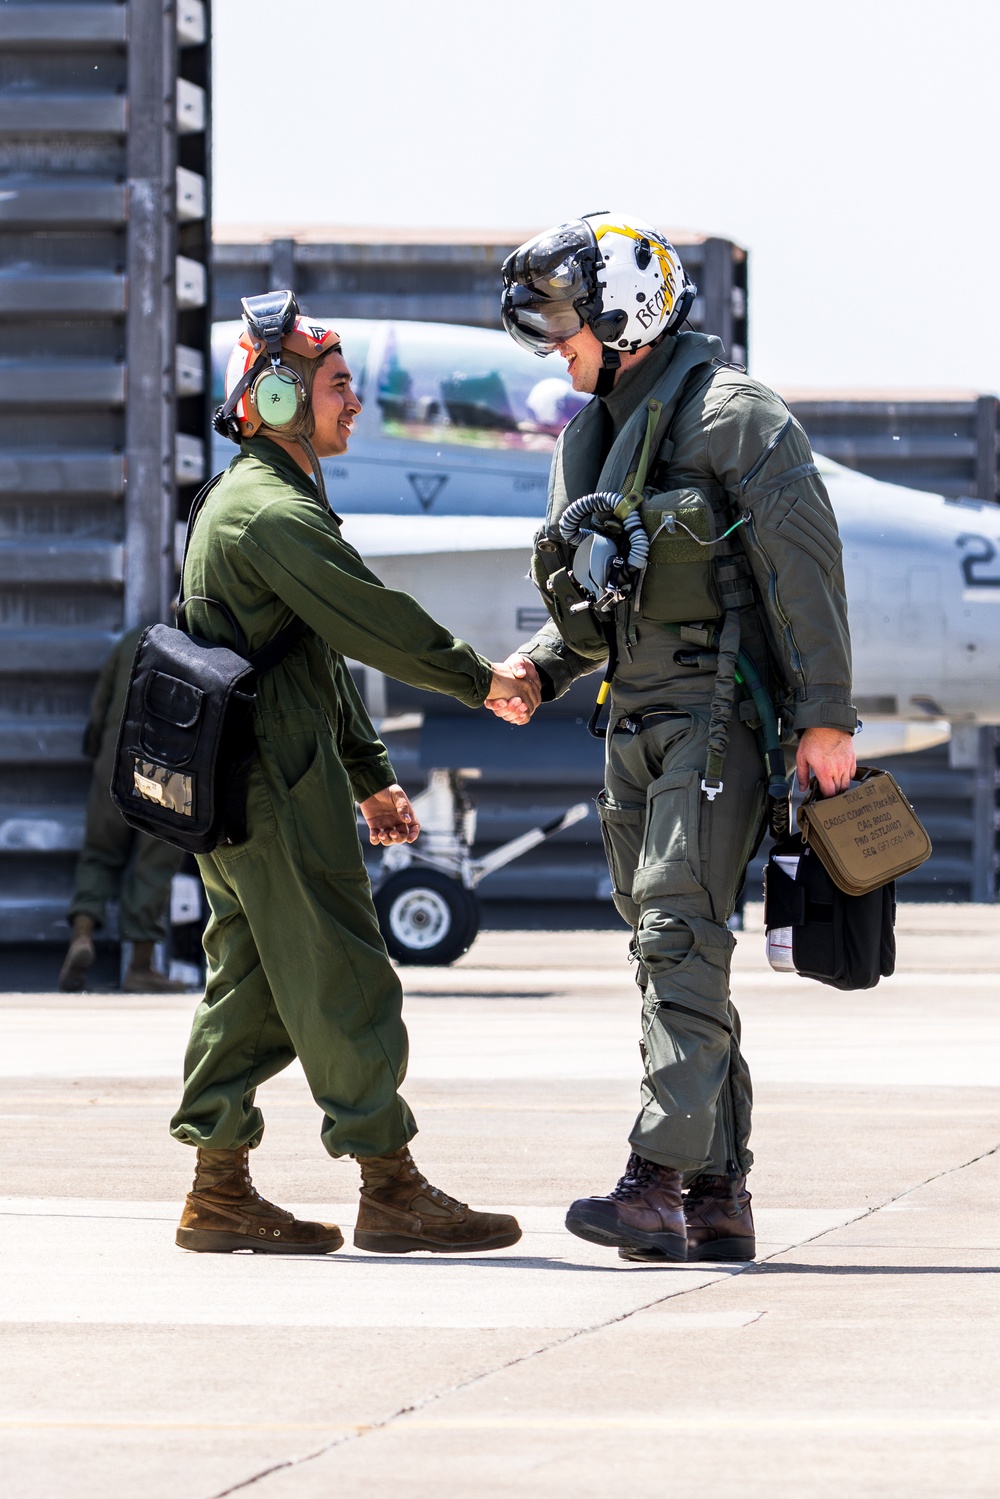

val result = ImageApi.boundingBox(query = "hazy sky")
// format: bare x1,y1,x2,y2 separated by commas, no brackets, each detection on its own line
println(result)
212,0,999,394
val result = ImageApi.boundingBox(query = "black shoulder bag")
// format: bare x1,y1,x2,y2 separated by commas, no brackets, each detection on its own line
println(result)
110,474,308,854
764,832,896,991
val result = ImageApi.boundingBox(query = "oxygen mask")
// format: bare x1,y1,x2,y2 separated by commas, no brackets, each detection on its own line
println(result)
558,490,650,616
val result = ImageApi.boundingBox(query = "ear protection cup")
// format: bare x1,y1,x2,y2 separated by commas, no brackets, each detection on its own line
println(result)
218,293,341,442
250,366,306,430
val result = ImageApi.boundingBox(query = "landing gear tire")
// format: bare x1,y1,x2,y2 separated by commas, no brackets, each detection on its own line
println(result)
374,868,480,967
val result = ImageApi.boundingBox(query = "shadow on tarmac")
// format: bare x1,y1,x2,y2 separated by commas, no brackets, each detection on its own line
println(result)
205,1251,728,1273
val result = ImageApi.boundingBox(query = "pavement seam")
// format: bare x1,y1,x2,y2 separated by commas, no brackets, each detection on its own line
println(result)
200,1271,749,1497
742,1134,1000,1276
201,1136,1000,1497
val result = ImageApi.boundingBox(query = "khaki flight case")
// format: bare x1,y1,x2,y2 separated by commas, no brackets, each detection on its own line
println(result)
797,767,932,896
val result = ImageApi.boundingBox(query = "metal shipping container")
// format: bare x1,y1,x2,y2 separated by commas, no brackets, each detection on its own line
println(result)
0,0,212,943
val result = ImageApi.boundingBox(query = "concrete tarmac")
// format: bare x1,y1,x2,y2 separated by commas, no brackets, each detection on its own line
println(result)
1,903,998,1498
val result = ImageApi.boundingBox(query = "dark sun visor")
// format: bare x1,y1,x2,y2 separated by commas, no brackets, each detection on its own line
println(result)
500,220,599,355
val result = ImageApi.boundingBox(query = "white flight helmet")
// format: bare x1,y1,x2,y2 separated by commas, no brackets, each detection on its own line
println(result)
501,211,696,364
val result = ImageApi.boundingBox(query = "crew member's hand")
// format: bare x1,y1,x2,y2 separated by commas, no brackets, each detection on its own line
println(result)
359,784,421,845
484,659,541,726
503,653,542,698
796,726,857,797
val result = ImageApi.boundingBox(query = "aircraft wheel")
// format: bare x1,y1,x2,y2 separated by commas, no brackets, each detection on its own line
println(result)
374,869,480,966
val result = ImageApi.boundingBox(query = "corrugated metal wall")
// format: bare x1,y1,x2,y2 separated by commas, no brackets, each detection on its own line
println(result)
786,395,999,504
0,0,211,942
212,233,750,370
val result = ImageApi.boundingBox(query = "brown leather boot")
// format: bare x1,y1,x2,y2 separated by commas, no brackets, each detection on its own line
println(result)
565,1152,687,1260
683,1173,755,1261
354,1146,521,1254
122,941,187,993
59,915,95,992
619,1172,755,1263
176,1146,343,1254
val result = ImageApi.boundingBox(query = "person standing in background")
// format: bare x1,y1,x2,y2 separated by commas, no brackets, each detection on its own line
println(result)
59,626,187,993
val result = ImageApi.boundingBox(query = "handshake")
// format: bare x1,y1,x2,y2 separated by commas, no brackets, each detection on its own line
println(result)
484,654,542,726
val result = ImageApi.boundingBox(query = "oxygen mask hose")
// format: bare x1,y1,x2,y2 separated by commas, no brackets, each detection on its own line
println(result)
558,492,647,736
559,492,649,613
734,650,791,837
559,491,624,547
734,651,787,797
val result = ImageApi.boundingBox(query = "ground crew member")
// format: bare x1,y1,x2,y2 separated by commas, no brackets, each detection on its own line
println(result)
169,292,536,1257
499,214,857,1262
59,627,186,994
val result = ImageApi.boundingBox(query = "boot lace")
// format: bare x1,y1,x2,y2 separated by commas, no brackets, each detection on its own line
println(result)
609,1152,659,1202
398,1149,467,1214
236,1157,292,1220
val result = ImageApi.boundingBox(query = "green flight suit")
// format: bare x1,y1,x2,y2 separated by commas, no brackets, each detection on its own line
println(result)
169,438,492,1160
522,333,855,1178
70,627,184,941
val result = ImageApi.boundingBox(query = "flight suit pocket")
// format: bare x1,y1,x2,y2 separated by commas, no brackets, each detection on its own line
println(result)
596,791,645,920
214,762,276,861
632,767,706,903
287,739,366,879
769,491,841,573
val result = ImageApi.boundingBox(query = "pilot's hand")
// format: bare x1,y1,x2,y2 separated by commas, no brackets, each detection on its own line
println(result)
503,653,542,698
359,784,421,845
796,727,857,797
485,661,541,726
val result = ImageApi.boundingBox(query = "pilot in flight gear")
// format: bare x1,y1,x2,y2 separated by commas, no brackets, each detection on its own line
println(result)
501,215,857,1263
169,292,535,1257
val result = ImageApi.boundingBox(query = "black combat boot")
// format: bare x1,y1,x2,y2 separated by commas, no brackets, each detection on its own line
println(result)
619,1171,755,1262
683,1172,755,1261
565,1152,687,1260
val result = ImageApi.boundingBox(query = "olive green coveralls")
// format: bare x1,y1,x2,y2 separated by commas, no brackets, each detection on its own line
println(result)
521,333,856,1179
70,627,184,942
169,439,492,1160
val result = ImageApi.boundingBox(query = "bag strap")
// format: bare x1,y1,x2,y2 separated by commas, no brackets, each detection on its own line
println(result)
247,616,309,675
797,766,881,836
175,595,248,656
177,471,226,606
177,468,308,676
613,398,666,518
614,363,722,522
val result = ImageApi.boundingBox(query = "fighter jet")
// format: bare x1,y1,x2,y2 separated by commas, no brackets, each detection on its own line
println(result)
212,316,1000,741
210,318,999,961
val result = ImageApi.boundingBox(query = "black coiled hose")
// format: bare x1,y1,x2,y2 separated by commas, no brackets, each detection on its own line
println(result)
558,491,650,572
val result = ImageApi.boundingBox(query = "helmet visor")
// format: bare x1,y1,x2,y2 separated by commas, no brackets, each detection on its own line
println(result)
501,287,585,355
500,220,598,354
